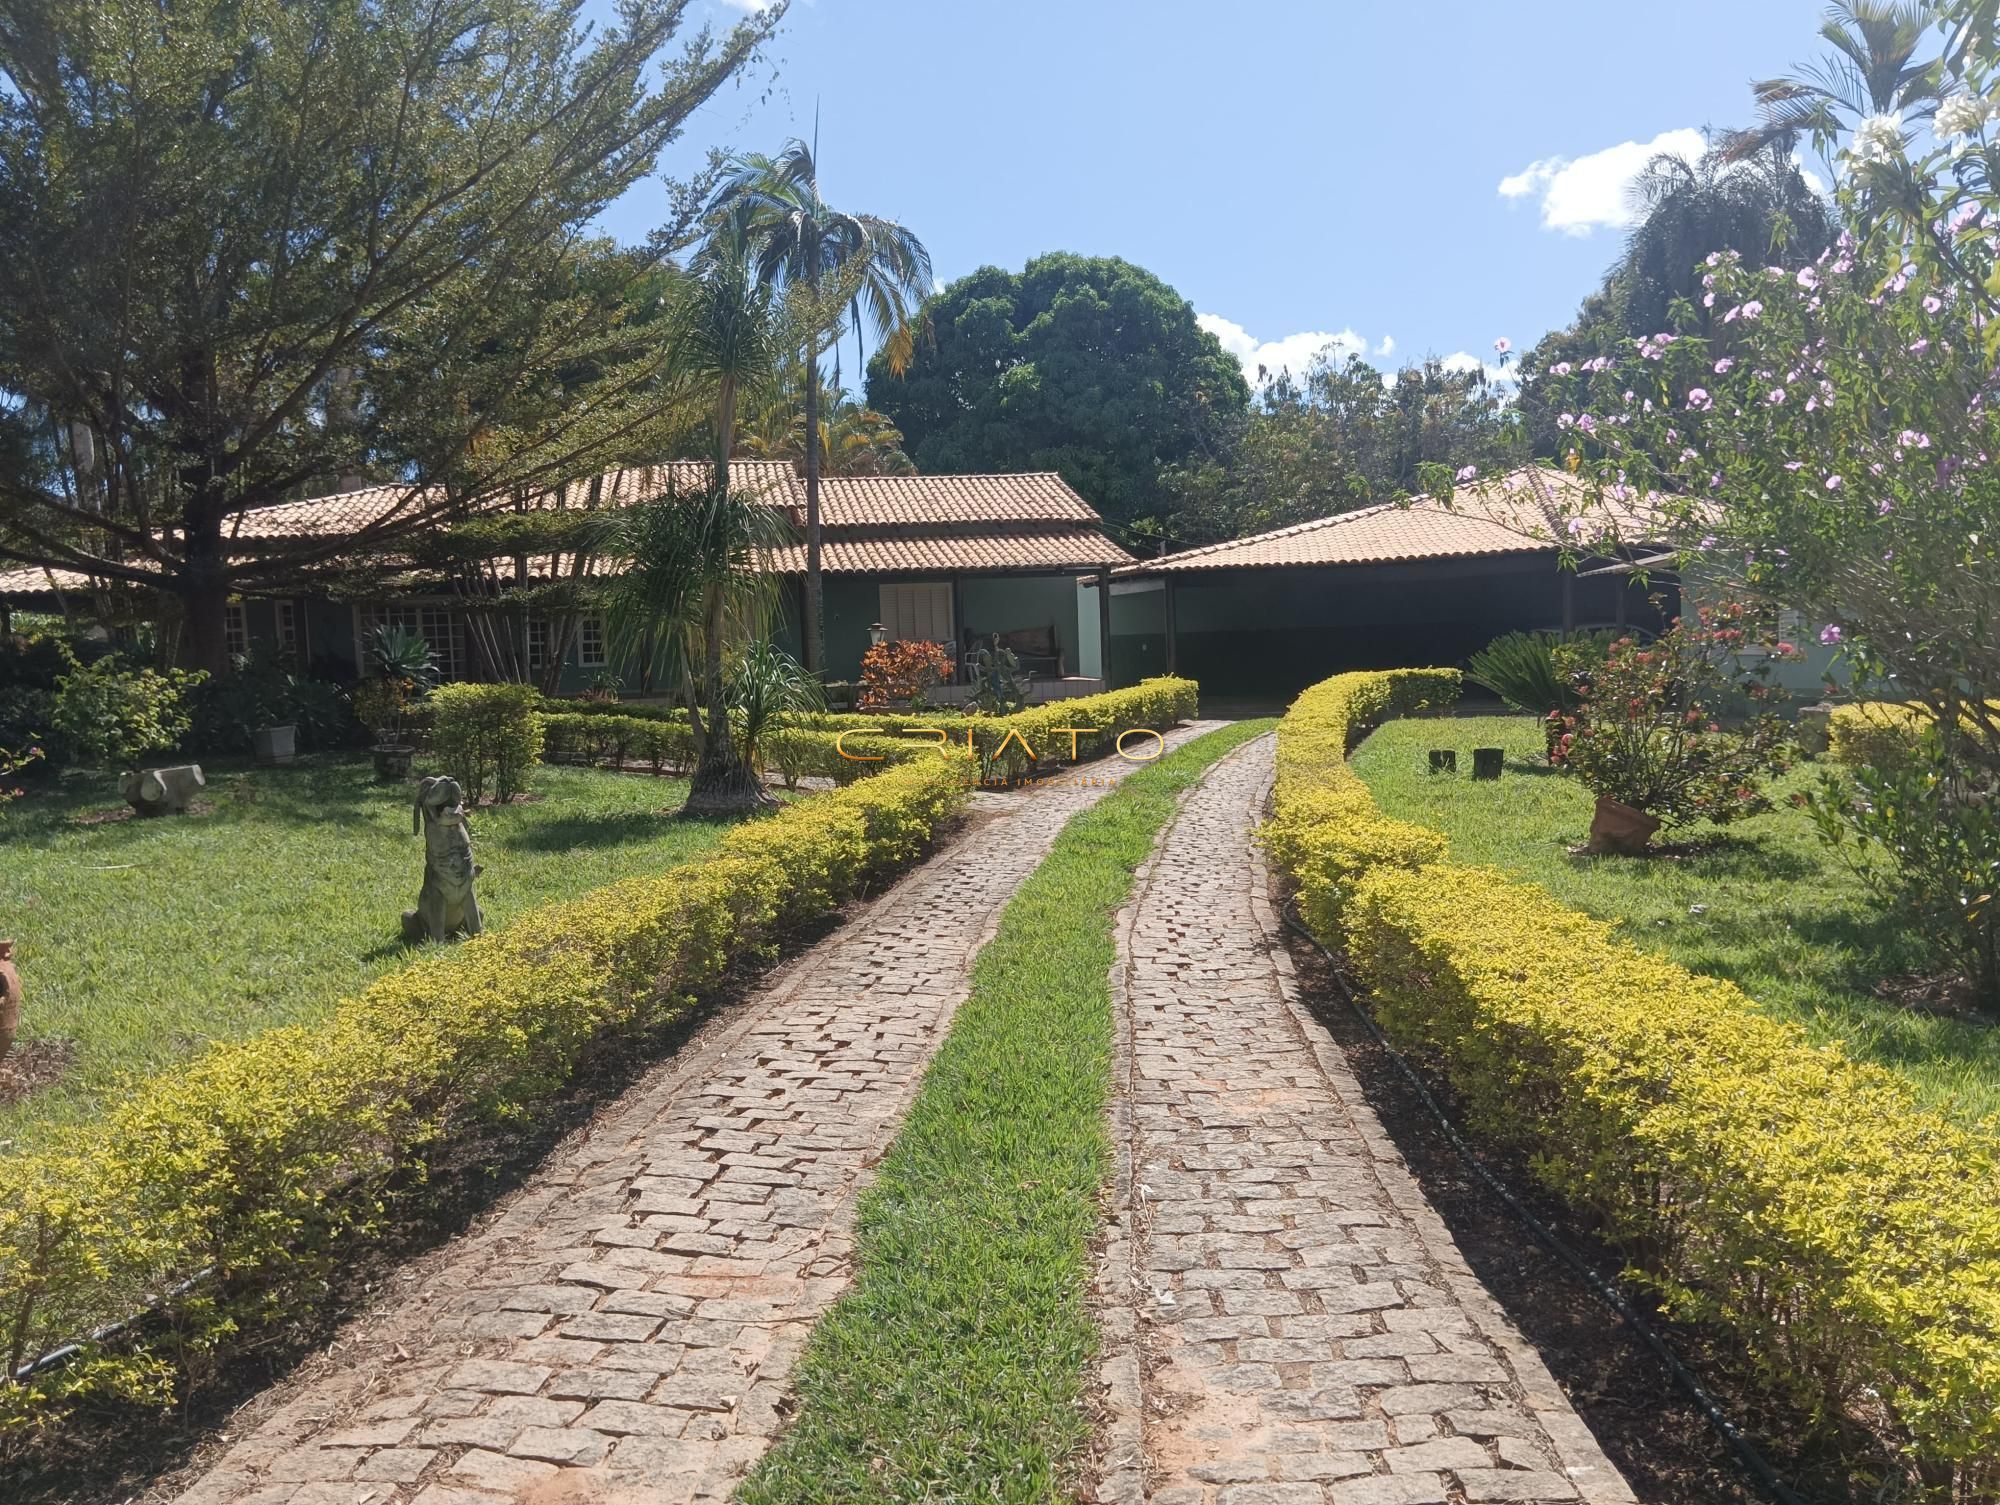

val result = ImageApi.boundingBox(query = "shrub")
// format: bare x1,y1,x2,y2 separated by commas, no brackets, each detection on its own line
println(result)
0,753,974,1431
1827,702,1945,770
427,682,544,801
186,659,354,754
1550,605,1795,841
48,652,204,768
1270,668,2000,1494
1464,628,1612,720
858,639,953,711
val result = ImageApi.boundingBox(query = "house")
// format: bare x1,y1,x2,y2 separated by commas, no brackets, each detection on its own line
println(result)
1107,465,1677,697
0,463,1134,696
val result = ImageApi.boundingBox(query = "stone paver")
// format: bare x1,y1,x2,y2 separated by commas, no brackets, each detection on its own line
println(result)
166,727,1216,1505
1091,735,1634,1505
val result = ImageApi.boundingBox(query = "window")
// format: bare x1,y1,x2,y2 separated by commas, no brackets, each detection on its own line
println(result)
275,600,299,660
576,616,607,669
526,618,551,675
360,604,466,681
223,602,248,661
878,582,954,647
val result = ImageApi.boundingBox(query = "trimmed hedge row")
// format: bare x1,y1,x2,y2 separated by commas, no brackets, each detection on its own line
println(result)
0,755,972,1428
540,678,1201,787
1271,671,2000,1492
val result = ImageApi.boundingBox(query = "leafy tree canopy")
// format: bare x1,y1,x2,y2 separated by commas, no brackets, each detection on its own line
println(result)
0,0,781,671
864,253,1250,532
1160,354,1515,546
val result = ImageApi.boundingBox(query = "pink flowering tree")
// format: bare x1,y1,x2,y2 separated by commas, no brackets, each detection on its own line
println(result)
1535,0,2000,1007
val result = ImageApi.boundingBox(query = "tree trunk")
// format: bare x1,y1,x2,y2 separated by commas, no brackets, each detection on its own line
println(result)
680,584,775,816
803,354,825,675
181,577,232,678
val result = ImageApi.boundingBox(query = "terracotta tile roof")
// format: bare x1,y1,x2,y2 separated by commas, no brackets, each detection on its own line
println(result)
0,563,114,595
237,462,801,540
811,473,1099,526
1115,466,1669,576
765,526,1134,575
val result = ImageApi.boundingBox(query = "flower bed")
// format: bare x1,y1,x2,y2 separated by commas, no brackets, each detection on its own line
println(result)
1270,670,2000,1494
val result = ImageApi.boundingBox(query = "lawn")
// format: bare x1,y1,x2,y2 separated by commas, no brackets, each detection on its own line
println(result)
1353,714,2000,1124
0,755,741,1148
739,720,1276,1505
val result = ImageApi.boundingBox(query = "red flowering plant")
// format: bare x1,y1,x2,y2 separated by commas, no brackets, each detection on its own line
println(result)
857,639,954,712
1551,603,1798,853
0,739,40,803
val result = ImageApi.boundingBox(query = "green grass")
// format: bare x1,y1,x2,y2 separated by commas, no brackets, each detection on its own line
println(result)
1353,714,2000,1123
0,755,740,1148
738,719,1276,1505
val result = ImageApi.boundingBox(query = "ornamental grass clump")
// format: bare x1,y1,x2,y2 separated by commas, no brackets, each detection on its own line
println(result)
1550,603,1796,854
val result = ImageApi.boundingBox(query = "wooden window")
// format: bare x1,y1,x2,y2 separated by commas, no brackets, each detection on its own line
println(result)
275,600,299,659
576,616,607,668
878,581,954,647
360,604,466,681
223,602,248,661
526,618,551,675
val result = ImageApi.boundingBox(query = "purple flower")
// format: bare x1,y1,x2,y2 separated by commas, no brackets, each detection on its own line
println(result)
1493,336,1512,354
1557,413,1576,429
1576,414,1599,434
1877,498,1896,515
1910,338,1931,354
1715,357,1735,373
1825,474,1843,490
1741,300,1764,320
1818,624,1843,646
1924,294,1944,314
1686,388,1712,410
1550,361,1573,376
1767,387,1787,405
1456,464,1479,482
1698,534,1717,550
1797,267,1819,290
1784,460,1804,471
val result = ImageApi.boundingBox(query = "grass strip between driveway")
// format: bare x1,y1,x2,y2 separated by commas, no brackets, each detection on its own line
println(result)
740,718,1275,1505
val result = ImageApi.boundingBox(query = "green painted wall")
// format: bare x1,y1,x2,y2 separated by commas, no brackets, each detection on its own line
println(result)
960,574,1087,676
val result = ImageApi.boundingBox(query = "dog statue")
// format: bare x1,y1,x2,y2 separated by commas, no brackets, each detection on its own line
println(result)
401,775,482,943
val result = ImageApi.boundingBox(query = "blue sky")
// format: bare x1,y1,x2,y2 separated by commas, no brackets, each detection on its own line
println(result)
595,0,1835,388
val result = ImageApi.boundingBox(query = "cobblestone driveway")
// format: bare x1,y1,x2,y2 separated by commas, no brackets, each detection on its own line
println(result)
1092,735,1634,1505
166,727,1215,1505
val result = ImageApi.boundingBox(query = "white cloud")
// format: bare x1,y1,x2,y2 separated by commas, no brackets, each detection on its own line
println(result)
1198,313,1387,386
1376,335,1396,357
1499,127,1708,235
1442,351,1518,387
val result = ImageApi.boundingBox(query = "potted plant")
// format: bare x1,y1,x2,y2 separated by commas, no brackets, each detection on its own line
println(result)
251,720,297,765
1551,604,1797,854
357,625,437,782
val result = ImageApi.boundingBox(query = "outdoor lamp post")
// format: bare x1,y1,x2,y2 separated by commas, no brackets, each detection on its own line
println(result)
868,621,888,647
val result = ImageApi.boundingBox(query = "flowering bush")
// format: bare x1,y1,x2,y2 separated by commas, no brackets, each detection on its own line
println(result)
0,739,41,803
857,639,953,712
1550,605,1795,846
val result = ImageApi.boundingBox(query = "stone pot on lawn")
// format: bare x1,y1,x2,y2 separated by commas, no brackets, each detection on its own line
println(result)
372,744,416,783
252,722,297,765
1583,794,1661,855
0,940,20,1063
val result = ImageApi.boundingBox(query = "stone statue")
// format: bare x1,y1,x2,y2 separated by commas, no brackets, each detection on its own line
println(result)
119,764,205,816
0,941,20,1063
402,775,482,943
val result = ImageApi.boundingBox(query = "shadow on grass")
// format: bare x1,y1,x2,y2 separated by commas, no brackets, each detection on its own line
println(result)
1561,834,1821,885
497,809,710,853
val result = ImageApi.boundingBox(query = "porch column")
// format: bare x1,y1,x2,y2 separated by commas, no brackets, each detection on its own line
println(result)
1096,572,1113,687
949,571,966,682
1164,574,1179,676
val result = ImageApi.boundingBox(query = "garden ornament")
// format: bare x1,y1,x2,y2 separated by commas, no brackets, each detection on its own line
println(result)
119,764,205,816
0,940,19,1063
402,775,482,943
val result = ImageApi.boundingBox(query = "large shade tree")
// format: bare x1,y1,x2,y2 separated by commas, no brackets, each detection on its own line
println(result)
0,0,781,673
866,253,1251,537
708,139,931,674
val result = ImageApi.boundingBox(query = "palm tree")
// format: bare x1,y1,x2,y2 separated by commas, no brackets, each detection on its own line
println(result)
597,234,787,816
1721,1,1943,163
708,139,933,673
1617,145,1836,333
738,380,917,475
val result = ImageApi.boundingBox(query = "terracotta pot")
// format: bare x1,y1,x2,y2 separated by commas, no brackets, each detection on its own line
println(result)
1584,795,1661,855
0,940,20,1063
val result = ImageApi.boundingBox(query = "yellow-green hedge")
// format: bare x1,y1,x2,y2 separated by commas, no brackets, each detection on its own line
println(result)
1271,671,2000,1491
0,755,973,1428
540,678,1200,788
1827,702,1930,768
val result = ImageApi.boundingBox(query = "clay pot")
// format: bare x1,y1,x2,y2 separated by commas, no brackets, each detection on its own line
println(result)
0,940,20,1063
372,744,415,783
1584,795,1661,856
